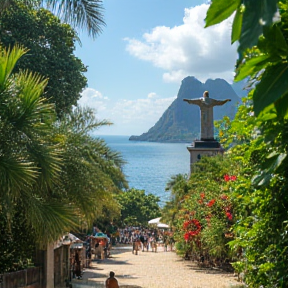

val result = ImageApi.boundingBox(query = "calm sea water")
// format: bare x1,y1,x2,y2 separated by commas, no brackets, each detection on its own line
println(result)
99,135,190,205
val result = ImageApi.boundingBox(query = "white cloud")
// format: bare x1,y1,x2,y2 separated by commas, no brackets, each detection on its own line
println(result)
125,4,237,83
78,88,175,136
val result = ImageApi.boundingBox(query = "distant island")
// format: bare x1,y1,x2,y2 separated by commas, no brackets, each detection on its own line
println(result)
129,76,244,143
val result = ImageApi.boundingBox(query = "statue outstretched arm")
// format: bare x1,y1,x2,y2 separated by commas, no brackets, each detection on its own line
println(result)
183,98,202,106
211,99,231,106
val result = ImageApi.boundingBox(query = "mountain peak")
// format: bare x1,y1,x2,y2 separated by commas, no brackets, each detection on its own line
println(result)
129,76,242,143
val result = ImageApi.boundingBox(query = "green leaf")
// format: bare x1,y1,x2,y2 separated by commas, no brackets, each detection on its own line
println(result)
252,172,271,186
252,153,287,186
238,0,278,55
232,7,243,43
235,54,270,81
259,25,288,57
238,1,263,54
0,46,27,90
257,103,277,121
274,93,288,119
205,0,240,27
253,63,288,116
261,0,278,25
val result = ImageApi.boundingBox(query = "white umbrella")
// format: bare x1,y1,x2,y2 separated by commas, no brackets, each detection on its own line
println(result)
157,223,169,228
148,217,161,224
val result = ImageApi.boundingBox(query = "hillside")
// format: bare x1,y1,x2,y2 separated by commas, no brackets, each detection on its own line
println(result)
129,76,242,143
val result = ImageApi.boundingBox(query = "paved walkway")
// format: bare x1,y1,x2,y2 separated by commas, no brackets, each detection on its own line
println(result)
72,245,240,288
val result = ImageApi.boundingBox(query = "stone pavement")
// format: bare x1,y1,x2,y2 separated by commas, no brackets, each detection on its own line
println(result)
71,245,241,288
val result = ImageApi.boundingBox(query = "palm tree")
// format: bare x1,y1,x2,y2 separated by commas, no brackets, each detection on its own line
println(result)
162,174,189,225
0,0,106,38
0,45,77,245
54,107,128,225
0,46,128,248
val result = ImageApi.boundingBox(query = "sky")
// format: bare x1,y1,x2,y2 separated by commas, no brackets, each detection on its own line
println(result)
75,0,238,136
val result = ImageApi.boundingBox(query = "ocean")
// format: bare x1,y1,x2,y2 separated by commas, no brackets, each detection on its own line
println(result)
99,135,191,205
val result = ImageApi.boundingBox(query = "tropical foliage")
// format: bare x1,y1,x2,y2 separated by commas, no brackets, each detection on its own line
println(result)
0,46,127,273
0,0,127,275
163,1,288,287
0,0,105,39
0,2,87,117
116,188,161,227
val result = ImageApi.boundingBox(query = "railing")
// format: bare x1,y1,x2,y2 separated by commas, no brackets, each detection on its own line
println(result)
0,266,43,288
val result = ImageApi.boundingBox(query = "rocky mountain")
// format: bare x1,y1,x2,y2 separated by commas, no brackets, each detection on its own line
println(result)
129,76,242,143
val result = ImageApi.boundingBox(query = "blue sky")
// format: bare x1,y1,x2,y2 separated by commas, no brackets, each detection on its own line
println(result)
75,0,238,136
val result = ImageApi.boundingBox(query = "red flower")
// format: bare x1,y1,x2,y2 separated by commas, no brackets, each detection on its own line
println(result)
183,219,202,240
189,231,198,236
226,212,233,220
200,192,205,199
207,199,216,207
224,174,230,181
183,221,190,229
224,175,237,181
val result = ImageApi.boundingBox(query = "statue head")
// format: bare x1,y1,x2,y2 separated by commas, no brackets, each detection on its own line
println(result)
203,91,209,98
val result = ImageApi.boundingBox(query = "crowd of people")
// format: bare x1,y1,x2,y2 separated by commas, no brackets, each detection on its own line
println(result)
116,226,174,252
70,225,174,284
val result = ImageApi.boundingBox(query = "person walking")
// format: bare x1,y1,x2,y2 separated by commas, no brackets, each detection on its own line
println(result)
105,271,119,288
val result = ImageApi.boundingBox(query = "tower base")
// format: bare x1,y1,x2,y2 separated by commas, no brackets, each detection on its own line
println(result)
187,140,224,173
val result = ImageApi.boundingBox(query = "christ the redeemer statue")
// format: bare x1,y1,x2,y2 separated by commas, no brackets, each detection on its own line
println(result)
184,91,231,141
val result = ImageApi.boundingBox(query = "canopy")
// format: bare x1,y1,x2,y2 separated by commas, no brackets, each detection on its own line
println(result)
69,233,82,243
93,232,108,239
148,217,161,224
70,242,83,249
157,223,169,228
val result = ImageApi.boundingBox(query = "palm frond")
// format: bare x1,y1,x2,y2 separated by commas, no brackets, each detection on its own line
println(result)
60,106,112,135
0,45,28,92
22,193,78,245
45,0,106,38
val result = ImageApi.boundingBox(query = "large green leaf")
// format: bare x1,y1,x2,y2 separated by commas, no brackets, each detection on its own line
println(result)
258,25,288,57
257,103,277,121
232,7,243,43
274,93,288,119
205,0,240,27
235,54,270,81
253,63,288,116
238,0,278,55
252,152,287,186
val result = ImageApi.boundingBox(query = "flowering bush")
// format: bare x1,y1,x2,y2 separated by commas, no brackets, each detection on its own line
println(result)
164,155,236,266
183,219,201,241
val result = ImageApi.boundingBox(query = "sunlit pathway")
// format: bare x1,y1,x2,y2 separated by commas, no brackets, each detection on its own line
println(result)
73,245,240,288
